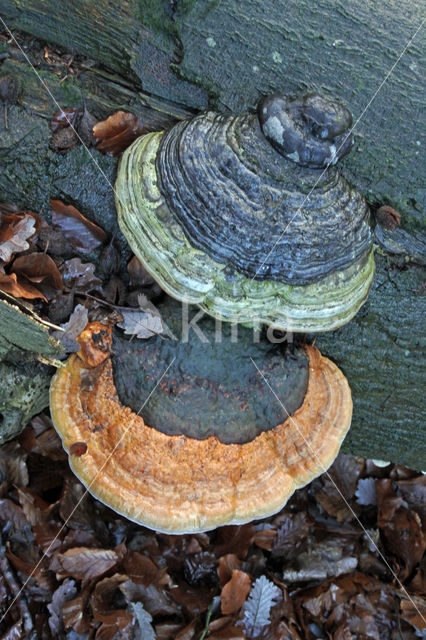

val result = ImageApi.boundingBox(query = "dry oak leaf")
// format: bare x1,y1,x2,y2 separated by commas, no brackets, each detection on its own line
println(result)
242,575,281,639
221,569,252,615
0,214,36,262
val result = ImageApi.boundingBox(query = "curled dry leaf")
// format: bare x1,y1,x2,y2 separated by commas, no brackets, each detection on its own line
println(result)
221,569,251,615
0,270,47,300
11,253,63,293
0,214,36,262
93,110,146,155
217,555,241,587
355,477,377,506
51,199,108,253
375,205,401,231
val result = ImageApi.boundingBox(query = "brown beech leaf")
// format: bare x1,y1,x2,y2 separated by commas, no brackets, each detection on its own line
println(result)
20,426,66,461
62,588,92,634
91,573,131,623
253,527,276,551
0,441,29,486
0,498,29,530
52,546,122,580
400,598,426,633
51,199,107,253
375,205,402,231
0,214,36,262
121,550,170,587
120,581,180,617
11,253,63,299
169,582,212,616
93,111,145,155
380,506,425,578
397,474,426,527
0,271,47,300
221,569,251,614
217,554,241,587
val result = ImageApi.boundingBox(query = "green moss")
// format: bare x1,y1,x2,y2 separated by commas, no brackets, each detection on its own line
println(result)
137,0,199,36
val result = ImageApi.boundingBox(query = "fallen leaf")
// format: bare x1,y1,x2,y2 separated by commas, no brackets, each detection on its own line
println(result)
0,271,47,300
129,601,156,640
117,304,166,339
61,257,102,292
355,477,377,506
271,512,309,559
11,252,63,298
62,588,91,634
50,108,79,133
128,255,155,287
242,575,281,638
400,598,426,633
282,538,358,582
47,578,77,636
208,626,246,639
51,199,108,253
0,214,36,262
221,569,251,615
217,554,241,587
51,303,88,352
93,111,146,155
375,205,401,231
253,527,276,551
51,546,122,580
0,498,29,530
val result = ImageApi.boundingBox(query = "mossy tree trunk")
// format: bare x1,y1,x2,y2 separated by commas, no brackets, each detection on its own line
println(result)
0,0,424,467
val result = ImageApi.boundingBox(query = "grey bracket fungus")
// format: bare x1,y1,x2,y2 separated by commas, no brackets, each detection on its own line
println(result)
115,91,375,332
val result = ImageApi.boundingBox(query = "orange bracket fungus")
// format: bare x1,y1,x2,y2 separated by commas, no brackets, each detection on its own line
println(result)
50,301,352,534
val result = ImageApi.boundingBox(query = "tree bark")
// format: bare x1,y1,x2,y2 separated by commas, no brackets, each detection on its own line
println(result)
0,0,424,467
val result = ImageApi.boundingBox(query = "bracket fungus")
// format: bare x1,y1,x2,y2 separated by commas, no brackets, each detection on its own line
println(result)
50,302,353,533
115,92,375,332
